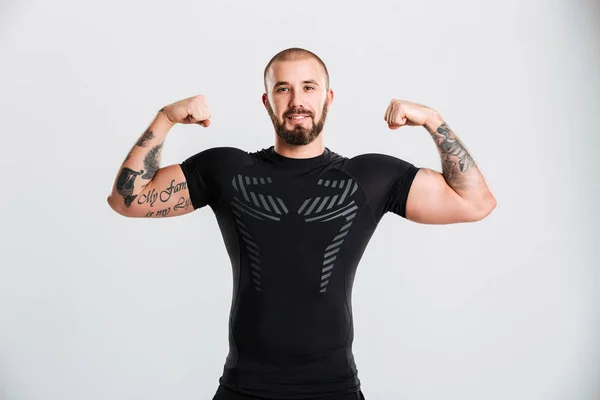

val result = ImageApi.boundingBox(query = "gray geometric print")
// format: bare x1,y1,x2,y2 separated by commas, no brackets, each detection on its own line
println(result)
297,178,359,292
319,218,355,292
230,174,290,291
230,174,289,221
230,175,359,293
231,208,263,292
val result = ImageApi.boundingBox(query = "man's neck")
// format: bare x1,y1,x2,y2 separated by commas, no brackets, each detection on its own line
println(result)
273,136,325,159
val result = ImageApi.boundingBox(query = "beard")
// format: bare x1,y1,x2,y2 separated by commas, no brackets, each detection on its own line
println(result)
266,101,329,146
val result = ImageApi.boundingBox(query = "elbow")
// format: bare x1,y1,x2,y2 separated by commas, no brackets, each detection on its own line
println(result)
485,192,497,215
107,195,131,217
471,193,497,222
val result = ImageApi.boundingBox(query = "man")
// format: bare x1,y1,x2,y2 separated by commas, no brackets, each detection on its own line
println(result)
107,48,496,400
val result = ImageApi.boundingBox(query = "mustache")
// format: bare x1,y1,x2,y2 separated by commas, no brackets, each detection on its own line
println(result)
283,108,313,118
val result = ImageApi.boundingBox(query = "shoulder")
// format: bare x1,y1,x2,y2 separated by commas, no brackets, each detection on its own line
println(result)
337,151,420,202
327,151,421,222
179,146,262,188
181,146,264,171
184,146,251,163
338,152,418,176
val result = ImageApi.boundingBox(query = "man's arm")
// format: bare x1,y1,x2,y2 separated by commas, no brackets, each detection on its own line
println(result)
106,110,194,218
107,95,212,218
384,99,496,224
407,117,496,224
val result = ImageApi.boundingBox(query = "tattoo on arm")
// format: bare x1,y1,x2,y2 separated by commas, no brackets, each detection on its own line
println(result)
116,167,144,207
430,123,476,189
137,187,158,207
136,180,188,207
156,207,171,217
145,207,170,217
174,196,192,211
141,144,163,180
136,129,155,147
124,129,155,162
160,180,188,202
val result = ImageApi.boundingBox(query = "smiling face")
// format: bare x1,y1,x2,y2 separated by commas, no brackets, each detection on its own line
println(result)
263,57,333,146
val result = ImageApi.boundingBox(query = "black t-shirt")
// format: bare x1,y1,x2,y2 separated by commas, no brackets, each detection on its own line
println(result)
179,146,419,399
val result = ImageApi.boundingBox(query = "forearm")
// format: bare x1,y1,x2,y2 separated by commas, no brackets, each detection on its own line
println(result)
107,109,175,210
424,115,496,210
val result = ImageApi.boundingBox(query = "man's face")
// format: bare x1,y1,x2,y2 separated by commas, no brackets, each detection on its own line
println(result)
263,58,333,146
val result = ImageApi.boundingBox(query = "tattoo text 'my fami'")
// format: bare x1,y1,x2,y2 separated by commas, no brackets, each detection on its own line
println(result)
137,179,188,208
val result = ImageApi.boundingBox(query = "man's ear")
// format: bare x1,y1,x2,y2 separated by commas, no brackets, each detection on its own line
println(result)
262,93,269,108
327,89,334,106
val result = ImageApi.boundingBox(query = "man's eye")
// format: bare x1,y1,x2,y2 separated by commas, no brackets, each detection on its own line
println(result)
306,86,315,90
277,88,288,92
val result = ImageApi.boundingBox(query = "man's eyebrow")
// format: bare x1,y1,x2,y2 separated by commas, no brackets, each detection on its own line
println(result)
274,80,320,87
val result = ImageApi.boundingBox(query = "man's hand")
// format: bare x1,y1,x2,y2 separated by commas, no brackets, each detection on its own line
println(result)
161,95,212,127
384,99,438,129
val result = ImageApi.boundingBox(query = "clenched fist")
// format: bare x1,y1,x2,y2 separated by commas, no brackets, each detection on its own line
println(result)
161,95,211,127
384,99,438,129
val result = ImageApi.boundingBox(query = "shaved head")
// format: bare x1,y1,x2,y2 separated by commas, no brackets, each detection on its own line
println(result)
263,48,329,93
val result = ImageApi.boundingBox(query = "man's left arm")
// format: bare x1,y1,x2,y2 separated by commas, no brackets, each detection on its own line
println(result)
384,99,497,224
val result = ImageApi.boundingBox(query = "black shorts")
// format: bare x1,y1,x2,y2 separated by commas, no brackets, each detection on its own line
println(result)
212,384,366,400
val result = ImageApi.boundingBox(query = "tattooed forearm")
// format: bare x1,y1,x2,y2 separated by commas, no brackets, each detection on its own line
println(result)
124,129,156,162
109,112,178,214
141,144,163,180
136,129,155,147
428,122,476,190
434,123,476,174
116,167,144,206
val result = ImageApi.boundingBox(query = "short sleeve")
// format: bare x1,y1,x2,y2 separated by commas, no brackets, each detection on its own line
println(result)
179,146,251,210
342,153,420,223
179,150,213,209
382,162,420,218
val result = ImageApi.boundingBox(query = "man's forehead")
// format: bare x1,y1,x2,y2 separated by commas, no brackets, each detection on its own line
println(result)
266,59,326,85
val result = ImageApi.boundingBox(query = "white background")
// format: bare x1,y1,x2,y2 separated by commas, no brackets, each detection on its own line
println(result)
0,0,598,399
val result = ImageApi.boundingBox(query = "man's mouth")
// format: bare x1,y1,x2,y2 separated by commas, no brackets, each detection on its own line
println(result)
287,114,310,121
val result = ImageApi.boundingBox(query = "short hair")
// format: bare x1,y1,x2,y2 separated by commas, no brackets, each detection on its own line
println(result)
263,47,330,93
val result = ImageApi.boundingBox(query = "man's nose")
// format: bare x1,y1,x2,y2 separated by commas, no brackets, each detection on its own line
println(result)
288,91,305,110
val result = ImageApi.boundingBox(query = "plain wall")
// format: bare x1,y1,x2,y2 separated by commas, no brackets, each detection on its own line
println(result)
0,0,598,399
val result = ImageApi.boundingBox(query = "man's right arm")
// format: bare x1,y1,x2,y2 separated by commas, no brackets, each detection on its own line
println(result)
106,110,194,218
